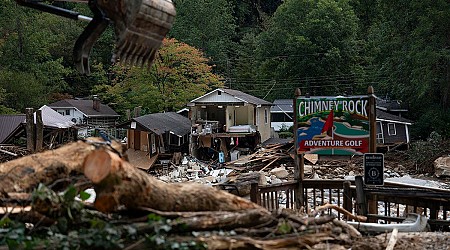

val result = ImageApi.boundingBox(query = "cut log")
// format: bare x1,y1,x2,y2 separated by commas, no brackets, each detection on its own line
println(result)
0,138,126,197
83,149,268,213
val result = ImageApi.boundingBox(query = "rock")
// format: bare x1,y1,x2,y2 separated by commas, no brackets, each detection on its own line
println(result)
270,167,289,179
304,165,313,174
434,156,450,177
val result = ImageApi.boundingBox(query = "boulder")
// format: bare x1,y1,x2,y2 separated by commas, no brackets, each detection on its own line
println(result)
269,167,289,179
434,156,450,177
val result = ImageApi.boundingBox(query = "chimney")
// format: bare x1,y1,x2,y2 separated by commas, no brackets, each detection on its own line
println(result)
93,95,100,111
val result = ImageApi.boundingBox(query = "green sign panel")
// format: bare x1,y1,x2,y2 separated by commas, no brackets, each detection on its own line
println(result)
296,96,370,155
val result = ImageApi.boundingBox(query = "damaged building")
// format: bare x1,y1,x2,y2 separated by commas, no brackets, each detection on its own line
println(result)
188,88,273,162
119,112,191,170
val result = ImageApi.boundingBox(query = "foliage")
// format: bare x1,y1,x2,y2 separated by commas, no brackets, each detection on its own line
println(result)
1,184,207,249
0,0,449,138
367,0,450,139
406,132,450,174
249,0,361,100
93,38,223,117
0,87,16,113
278,123,294,139
0,69,48,112
170,0,237,74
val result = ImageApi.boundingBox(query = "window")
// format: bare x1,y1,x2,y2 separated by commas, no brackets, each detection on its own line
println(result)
65,109,70,115
376,132,383,144
376,121,383,143
264,109,268,124
387,123,396,136
255,109,259,125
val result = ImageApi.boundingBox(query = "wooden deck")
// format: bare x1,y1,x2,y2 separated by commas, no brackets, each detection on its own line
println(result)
250,178,450,231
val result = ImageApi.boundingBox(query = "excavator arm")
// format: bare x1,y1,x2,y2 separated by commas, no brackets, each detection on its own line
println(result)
16,0,176,74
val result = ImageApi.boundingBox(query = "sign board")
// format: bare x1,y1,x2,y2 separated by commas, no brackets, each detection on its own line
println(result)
364,153,384,186
296,96,370,155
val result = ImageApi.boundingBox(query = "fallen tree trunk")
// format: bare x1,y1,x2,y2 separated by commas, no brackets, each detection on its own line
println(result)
83,149,268,214
0,138,125,197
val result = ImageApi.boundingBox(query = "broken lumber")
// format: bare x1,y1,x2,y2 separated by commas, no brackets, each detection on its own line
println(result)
313,203,367,222
219,172,266,196
385,228,398,250
83,149,269,213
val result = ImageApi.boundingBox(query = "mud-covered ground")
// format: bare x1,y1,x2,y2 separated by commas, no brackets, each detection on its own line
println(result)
352,232,450,250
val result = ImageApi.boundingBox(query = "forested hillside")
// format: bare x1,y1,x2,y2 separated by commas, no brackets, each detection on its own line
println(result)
0,0,448,139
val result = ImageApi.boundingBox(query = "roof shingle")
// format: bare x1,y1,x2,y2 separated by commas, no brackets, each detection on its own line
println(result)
134,112,191,136
48,99,119,117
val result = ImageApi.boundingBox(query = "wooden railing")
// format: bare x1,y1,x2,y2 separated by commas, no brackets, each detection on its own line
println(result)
250,178,450,231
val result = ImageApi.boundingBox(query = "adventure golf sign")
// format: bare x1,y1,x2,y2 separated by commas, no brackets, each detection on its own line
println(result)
296,96,370,155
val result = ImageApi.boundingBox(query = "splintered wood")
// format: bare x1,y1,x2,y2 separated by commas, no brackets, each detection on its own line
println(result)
225,142,294,172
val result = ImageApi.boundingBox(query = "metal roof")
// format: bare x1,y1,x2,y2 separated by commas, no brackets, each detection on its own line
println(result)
189,88,272,106
221,89,272,106
271,99,294,113
48,99,119,117
376,110,413,125
376,98,408,111
37,105,75,129
134,112,191,136
0,114,25,143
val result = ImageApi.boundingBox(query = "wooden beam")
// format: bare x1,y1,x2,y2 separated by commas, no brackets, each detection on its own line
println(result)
25,108,35,152
368,86,376,153
35,109,43,152
293,88,304,209
355,176,368,216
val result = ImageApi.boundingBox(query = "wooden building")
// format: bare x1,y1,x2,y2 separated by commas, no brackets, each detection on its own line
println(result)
188,88,273,161
119,112,191,169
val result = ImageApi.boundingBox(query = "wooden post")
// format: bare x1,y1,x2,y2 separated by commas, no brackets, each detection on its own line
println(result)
367,86,378,220
368,86,376,153
26,108,35,153
35,109,44,152
126,109,131,120
429,205,438,231
134,106,141,118
250,182,259,205
293,88,304,209
355,176,367,216
343,181,352,218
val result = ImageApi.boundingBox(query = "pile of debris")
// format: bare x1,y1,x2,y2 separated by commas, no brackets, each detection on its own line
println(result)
149,142,297,197
0,145,30,163
0,138,367,249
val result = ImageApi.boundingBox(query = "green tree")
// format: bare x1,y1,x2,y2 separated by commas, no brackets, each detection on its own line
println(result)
250,0,360,100
0,86,16,114
367,0,450,138
93,38,223,117
170,0,237,74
